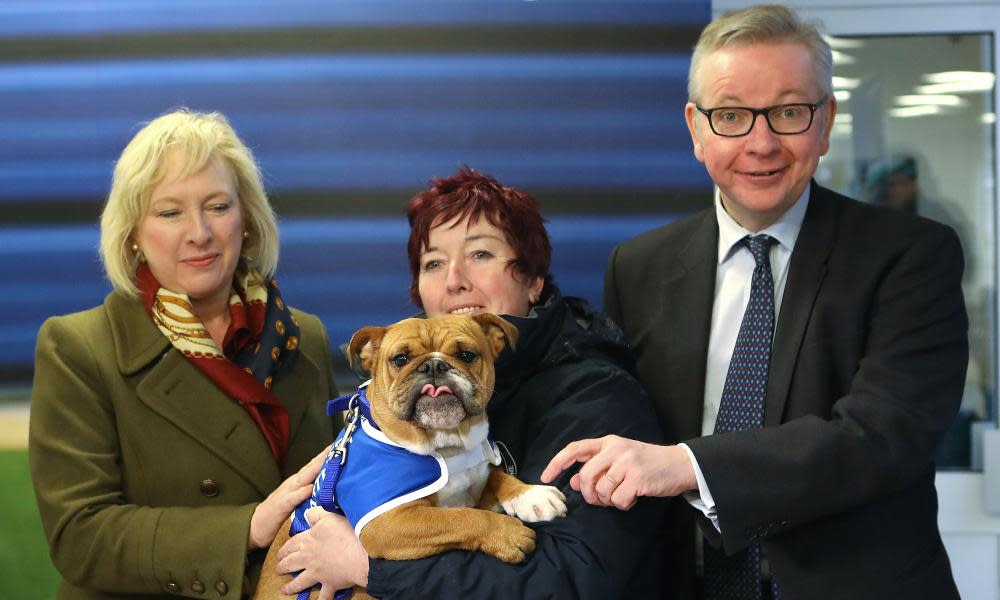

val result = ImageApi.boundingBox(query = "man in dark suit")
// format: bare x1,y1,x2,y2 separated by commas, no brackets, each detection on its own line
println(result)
542,4,967,599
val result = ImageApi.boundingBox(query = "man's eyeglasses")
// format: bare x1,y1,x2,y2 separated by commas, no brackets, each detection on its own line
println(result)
696,97,828,137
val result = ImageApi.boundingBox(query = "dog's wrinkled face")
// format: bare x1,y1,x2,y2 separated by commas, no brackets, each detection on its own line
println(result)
349,314,517,452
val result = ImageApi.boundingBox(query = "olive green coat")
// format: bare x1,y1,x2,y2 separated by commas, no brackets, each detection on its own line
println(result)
29,291,337,599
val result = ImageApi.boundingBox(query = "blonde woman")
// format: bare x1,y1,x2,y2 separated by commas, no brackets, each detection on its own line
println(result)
29,109,336,599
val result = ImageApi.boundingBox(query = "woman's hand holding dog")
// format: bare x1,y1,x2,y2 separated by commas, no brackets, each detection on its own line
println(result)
540,435,697,510
247,445,331,550
277,508,369,599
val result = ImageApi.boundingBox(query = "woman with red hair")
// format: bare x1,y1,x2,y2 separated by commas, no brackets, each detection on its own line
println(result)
277,167,667,599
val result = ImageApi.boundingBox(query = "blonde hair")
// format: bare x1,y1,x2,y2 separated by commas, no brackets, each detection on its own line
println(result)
688,4,833,103
99,109,279,297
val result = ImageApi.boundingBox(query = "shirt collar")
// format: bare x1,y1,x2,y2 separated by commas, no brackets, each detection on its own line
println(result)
715,185,810,264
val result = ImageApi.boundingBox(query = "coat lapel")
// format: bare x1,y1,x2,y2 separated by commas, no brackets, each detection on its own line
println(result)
273,346,322,449
107,293,283,494
660,211,718,440
765,182,837,426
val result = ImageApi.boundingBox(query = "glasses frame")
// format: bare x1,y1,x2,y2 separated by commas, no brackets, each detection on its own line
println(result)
696,97,829,137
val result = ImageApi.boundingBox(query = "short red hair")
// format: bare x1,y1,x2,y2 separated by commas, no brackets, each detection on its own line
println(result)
406,166,553,308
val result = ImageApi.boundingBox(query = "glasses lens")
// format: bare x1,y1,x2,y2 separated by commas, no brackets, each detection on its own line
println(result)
710,108,753,136
767,104,813,134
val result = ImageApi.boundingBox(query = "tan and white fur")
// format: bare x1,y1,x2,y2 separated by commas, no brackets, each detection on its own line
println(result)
254,314,566,599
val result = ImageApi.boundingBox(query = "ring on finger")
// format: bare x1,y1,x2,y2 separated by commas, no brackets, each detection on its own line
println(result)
605,472,621,486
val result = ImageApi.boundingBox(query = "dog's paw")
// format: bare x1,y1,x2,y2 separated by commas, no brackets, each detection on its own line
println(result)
480,513,536,563
501,485,568,523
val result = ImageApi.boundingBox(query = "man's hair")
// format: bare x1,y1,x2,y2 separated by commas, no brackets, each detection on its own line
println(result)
405,166,553,308
688,4,833,103
100,109,279,297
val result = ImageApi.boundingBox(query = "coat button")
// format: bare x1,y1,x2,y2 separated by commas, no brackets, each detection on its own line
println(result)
215,580,229,595
191,579,205,593
166,581,180,593
200,479,219,497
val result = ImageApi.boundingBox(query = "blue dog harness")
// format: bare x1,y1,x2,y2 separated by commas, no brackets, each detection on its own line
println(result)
288,381,501,599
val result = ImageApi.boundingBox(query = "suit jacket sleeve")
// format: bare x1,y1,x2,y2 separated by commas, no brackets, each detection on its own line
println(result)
685,220,968,553
30,315,260,597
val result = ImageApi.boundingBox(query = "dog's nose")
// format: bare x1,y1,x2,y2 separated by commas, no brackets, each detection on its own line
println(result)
417,357,452,376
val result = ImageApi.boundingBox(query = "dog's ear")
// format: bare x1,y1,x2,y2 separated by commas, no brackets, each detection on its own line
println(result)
471,313,518,357
348,326,387,374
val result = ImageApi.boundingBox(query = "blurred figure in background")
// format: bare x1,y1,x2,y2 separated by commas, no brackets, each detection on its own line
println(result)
862,153,986,468
861,154,919,213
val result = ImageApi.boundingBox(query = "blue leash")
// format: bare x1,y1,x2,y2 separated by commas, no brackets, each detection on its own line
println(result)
291,384,370,600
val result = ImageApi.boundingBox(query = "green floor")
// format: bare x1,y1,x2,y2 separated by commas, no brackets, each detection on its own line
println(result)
0,451,60,599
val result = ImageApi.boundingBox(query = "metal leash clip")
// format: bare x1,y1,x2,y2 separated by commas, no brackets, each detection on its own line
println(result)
332,391,362,465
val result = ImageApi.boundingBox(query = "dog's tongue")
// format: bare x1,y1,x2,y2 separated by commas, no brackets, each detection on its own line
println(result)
421,383,453,398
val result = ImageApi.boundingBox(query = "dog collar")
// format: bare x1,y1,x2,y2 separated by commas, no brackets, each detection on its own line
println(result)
327,380,379,429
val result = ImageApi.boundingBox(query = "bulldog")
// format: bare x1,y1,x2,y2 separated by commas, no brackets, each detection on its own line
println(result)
254,314,567,600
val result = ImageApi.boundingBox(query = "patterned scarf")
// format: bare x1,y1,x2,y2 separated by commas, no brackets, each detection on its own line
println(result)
137,262,298,467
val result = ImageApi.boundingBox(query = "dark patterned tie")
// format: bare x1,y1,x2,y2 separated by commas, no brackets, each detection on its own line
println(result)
704,234,779,600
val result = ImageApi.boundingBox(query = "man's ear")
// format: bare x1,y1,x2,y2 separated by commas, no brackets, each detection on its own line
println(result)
471,313,518,357
684,102,706,164
818,96,838,156
348,326,387,375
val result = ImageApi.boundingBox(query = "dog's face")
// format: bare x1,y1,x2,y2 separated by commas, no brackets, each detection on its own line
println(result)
348,314,517,453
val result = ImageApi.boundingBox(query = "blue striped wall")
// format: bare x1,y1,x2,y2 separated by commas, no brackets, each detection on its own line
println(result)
0,0,710,380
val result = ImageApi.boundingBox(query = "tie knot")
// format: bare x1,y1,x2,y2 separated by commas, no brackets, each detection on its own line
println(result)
742,235,775,268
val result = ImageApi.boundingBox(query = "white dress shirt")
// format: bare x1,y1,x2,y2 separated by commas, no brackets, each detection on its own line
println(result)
680,187,809,531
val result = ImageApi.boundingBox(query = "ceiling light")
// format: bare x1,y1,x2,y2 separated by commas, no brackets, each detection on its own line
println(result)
923,71,995,84
916,81,994,94
825,36,866,49
895,94,966,107
917,72,995,94
832,76,861,89
889,105,942,118
831,50,855,66
834,90,851,101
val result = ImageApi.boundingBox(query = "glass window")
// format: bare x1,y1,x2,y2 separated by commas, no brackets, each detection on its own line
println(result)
817,33,996,470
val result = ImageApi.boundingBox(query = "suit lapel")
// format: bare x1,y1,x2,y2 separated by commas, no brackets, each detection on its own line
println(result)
107,293,282,494
660,211,718,440
765,182,837,426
